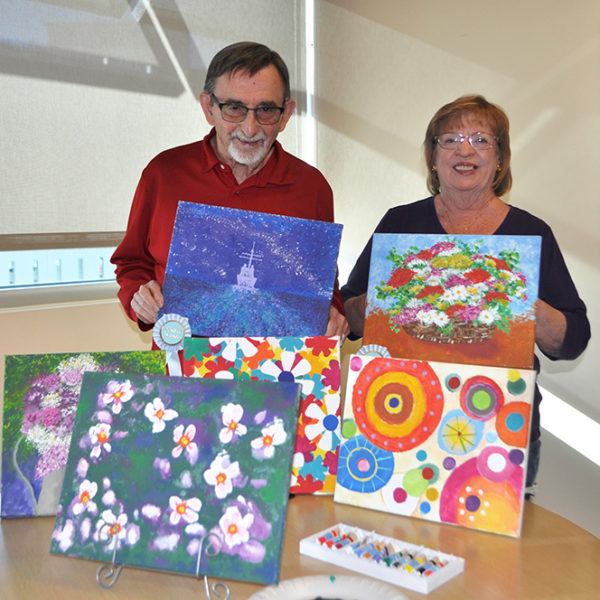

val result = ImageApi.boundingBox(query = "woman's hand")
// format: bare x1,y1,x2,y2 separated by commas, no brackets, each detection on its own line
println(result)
344,293,367,338
535,299,567,357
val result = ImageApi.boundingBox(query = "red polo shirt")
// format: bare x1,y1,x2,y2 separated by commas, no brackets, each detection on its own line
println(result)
111,129,343,330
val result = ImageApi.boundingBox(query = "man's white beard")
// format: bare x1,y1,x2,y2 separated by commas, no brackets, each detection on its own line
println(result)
228,132,268,166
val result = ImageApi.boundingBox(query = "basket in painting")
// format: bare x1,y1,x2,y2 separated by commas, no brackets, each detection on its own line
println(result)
375,239,528,345
402,319,495,344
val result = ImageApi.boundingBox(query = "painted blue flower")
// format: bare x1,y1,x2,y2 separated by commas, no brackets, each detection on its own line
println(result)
299,455,328,481
306,373,324,400
336,435,394,493
278,337,305,352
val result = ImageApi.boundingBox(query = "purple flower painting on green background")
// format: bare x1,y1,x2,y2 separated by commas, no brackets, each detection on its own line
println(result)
50,372,300,585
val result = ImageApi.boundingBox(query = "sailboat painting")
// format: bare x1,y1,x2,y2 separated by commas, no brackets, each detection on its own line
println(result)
159,202,343,337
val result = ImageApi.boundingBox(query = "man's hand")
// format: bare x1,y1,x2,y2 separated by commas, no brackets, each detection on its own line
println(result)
131,280,164,325
325,305,350,339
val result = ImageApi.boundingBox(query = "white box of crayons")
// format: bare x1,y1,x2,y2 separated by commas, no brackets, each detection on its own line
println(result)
299,522,464,594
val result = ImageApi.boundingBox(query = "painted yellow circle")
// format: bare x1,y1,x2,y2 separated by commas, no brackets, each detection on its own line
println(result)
364,372,426,437
507,369,521,383
426,487,439,501
383,393,404,414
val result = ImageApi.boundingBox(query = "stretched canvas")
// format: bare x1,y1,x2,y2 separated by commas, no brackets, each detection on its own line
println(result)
334,355,536,537
363,234,541,368
159,202,343,337
50,372,300,585
182,336,341,494
1,351,165,518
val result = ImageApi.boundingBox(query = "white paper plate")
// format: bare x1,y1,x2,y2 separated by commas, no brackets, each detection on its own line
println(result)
249,574,408,600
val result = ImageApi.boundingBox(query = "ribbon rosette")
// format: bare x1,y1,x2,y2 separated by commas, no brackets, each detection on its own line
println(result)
152,314,191,375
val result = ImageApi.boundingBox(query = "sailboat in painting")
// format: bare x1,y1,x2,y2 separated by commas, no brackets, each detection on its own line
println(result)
236,242,262,290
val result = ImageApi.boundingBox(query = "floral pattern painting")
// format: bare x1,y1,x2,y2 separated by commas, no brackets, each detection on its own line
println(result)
364,234,541,368
182,336,341,495
1,351,165,518
50,373,300,585
159,202,342,337
334,355,536,537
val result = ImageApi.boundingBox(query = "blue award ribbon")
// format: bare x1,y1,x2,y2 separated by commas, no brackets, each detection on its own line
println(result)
153,313,191,376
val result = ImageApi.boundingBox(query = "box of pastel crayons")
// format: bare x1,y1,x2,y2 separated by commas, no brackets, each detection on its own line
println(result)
299,523,464,594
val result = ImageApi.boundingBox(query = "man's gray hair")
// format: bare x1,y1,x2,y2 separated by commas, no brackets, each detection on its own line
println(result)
203,41,291,100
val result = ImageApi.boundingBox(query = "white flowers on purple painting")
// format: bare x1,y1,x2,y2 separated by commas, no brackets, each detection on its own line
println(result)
203,451,240,499
144,397,178,433
72,479,98,516
172,424,198,465
168,496,202,525
250,418,287,459
212,495,272,563
88,423,111,459
95,510,137,550
219,505,254,548
99,380,134,414
219,403,247,443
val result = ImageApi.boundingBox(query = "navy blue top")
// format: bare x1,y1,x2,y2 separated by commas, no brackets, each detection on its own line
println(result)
341,197,591,440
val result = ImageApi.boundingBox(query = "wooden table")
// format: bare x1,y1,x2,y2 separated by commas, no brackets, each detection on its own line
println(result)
2,495,599,599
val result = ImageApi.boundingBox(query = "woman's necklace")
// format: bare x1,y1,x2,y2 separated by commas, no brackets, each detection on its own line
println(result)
436,194,506,235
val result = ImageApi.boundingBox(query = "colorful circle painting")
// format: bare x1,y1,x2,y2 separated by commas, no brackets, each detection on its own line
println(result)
460,375,504,421
352,358,443,452
437,409,484,455
445,373,462,392
506,369,527,395
336,435,395,493
382,473,420,514
496,402,530,447
439,456,524,536
477,446,516,482
403,463,439,497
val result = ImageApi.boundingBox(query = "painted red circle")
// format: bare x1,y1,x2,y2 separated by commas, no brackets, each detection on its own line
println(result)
422,467,434,480
352,358,443,452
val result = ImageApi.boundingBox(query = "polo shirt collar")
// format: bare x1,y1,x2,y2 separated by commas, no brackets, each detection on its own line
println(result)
200,128,295,186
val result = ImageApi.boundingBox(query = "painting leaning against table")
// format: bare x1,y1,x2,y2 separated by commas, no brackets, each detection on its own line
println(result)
50,372,300,585
1,351,165,518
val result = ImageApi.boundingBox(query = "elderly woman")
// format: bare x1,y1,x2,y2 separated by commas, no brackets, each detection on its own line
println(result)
342,94,590,489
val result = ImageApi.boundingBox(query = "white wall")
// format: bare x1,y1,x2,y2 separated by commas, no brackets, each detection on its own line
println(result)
0,0,305,235
317,0,599,535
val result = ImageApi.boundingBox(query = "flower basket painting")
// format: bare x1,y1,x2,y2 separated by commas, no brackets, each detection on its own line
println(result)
182,336,341,495
334,355,536,538
159,202,343,337
1,351,165,518
50,373,300,585
364,234,541,368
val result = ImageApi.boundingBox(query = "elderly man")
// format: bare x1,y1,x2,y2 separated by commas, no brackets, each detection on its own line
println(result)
111,42,347,337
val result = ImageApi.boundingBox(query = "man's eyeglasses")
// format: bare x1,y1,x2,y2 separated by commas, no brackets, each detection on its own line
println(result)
435,132,497,151
210,94,285,125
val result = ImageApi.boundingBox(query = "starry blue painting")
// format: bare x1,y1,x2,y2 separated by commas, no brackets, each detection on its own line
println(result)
159,203,343,337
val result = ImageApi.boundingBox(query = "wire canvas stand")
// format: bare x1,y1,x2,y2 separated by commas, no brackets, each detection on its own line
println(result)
96,532,231,599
